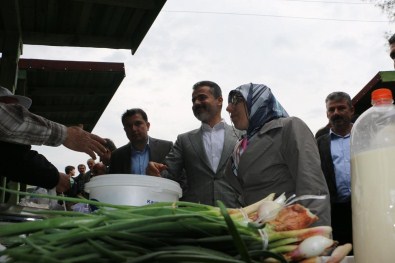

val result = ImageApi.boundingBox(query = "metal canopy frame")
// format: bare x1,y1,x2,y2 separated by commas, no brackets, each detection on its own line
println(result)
0,0,166,90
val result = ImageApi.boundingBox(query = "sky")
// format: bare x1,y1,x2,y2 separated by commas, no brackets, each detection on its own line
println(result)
25,0,394,173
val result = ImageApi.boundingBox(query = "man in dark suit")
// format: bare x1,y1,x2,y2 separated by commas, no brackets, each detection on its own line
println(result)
109,108,172,174
147,81,242,208
316,91,354,250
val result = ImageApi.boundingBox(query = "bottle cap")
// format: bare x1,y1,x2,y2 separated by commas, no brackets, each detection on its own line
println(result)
372,88,393,101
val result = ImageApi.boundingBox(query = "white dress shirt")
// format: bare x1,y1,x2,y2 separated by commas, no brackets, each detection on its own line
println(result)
201,120,225,173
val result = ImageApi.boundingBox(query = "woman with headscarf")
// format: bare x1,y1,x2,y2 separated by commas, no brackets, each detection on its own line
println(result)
225,83,330,226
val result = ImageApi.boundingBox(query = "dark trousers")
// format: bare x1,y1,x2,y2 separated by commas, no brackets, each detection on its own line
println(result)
331,201,353,254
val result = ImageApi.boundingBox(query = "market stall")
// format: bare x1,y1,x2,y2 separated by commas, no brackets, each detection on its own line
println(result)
0,184,352,263
0,0,166,205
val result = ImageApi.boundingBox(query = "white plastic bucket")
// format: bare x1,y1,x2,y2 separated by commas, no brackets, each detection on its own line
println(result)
84,174,182,206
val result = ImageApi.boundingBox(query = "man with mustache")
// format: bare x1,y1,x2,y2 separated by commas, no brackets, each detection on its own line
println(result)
316,91,354,251
146,81,242,207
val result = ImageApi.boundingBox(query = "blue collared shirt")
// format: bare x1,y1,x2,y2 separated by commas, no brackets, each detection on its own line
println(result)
330,131,351,203
130,143,150,175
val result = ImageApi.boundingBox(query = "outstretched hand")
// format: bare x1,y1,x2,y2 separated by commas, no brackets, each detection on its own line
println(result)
63,126,107,160
146,161,168,177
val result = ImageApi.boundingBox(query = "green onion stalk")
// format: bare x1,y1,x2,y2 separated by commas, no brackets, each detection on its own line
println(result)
0,187,332,263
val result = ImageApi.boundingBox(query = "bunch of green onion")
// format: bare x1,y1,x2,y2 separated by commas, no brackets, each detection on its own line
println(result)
0,188,332,263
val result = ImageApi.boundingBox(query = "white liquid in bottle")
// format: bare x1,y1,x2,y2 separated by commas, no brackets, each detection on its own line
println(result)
352,146,395,263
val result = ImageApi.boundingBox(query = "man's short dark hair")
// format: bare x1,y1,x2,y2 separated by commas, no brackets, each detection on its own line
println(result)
389,33,395,45
192,80,222,98
65,165,75,174
121,108,148,126
325,91,352,108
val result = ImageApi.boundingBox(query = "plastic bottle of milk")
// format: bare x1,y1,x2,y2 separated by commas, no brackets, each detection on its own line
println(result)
351,88,395,263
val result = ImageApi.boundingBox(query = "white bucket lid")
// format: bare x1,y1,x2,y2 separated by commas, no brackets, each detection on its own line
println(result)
85,174,182,197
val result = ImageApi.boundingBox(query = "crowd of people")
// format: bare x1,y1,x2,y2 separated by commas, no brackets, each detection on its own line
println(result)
1,33,395,255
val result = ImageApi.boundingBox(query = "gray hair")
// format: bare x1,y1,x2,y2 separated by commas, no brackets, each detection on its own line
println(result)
325,91,352,107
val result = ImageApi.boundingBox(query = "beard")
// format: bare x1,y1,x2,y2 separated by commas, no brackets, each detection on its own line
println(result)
194,111,211,122
193,105,217,123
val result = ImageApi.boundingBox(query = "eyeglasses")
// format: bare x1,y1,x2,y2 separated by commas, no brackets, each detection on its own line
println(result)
228,93,244,105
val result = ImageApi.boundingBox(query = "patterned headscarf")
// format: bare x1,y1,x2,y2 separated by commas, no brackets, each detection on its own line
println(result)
229,83,289,176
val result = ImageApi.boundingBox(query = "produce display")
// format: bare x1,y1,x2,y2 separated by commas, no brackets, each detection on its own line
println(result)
0,189,351,263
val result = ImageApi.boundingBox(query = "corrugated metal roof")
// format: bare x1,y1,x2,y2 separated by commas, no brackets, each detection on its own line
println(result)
0,0,166,132
1,0,166,53
17,58,125,132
